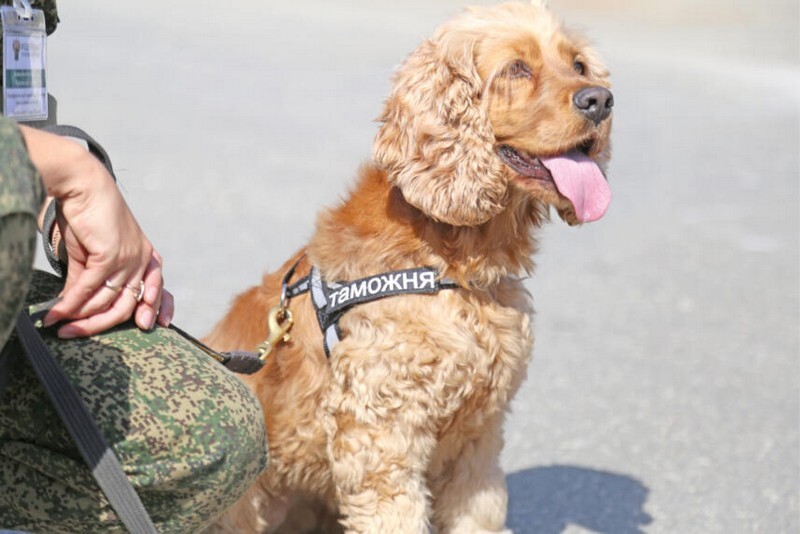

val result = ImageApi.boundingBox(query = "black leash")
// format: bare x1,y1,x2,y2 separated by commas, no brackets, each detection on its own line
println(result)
168,323,266,375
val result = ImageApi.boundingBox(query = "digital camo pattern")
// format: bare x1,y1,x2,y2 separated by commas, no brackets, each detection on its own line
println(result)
32,0,59,35
0,115,42,358
0,272,268,533
0,117,42,215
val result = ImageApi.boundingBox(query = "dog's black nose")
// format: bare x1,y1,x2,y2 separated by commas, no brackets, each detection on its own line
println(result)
573,86,614,125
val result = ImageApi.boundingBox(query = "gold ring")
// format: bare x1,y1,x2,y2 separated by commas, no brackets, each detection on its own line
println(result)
125,281,145,302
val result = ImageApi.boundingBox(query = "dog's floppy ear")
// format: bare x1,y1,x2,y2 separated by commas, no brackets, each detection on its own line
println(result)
373,32,507,227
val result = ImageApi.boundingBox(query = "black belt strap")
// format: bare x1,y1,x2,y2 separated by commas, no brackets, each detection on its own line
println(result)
14,312,157,534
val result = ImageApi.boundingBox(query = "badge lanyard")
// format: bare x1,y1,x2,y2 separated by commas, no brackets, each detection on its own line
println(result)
1,0,47,121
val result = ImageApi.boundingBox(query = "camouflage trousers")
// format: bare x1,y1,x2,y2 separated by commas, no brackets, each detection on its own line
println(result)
0,272,268,533
0,118,267,532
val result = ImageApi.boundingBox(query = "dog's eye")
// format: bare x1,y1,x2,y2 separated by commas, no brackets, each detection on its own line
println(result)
573,60,586,76
507,60,532,79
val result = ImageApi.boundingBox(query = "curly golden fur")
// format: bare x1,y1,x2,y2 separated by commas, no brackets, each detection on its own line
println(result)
206,1,613,532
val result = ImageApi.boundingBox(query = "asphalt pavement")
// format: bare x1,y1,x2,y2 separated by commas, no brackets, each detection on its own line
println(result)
37,1,799,532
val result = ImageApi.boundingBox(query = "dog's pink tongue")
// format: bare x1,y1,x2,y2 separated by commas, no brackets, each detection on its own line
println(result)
540,150,611,222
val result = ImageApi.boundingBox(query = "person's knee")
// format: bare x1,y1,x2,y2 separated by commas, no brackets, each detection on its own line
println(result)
145,386,268,531
34,320,271,532
113,345,268,531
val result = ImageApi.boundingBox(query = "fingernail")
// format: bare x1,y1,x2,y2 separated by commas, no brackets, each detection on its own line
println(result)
145,285,159,305
58,326,79,339
43,313,59,328
141,310,155,330
157,312,172,328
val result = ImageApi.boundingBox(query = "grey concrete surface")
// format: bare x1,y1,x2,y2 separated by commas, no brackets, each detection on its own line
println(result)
36,1,798,532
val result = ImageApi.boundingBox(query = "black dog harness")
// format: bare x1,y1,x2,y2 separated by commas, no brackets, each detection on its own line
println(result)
284,264,460,357
171,262,460,374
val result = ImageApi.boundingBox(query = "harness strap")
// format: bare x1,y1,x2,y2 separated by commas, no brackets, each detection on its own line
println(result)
285,274,310,300
308,266,342,358
172,263,461,368
286,265,459,358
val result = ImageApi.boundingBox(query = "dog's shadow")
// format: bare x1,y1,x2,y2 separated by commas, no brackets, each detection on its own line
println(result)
506,465,653,534
280,464,652,533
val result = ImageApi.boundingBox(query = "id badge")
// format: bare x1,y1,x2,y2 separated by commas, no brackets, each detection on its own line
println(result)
2,1,47,121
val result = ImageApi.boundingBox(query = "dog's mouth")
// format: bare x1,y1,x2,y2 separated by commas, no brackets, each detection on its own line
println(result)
497,142,611,224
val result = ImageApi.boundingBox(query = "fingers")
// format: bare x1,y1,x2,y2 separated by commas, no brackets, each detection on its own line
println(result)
43,259,146,327
56,287,142,338
47,271,139,326
156,289,175,327
43,270,128,328
145,251,174,327
44,220,150,326
45,249,175,338
134,253,164,331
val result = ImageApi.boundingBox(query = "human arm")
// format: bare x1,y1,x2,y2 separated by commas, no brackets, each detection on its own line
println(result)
19,125,174,338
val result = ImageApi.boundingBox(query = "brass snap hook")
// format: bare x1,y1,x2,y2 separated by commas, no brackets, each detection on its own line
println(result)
257,306,294,361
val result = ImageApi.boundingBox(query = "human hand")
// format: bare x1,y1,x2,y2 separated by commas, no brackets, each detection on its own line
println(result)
21,126,174,338
52,209,175,337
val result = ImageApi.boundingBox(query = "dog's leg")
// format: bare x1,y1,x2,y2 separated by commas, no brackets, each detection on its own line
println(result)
430,413,511,534
324,399,435,533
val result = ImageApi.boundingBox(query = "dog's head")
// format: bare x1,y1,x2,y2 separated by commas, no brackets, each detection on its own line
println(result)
373,0,612,227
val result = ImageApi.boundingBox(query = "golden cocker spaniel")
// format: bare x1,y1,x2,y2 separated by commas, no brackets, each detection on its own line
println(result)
207,1,613,532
